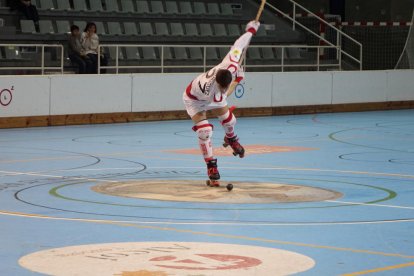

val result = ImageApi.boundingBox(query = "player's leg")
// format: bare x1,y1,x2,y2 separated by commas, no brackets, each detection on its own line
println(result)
213,106,245,158
191,112,220,181
183,92,221,182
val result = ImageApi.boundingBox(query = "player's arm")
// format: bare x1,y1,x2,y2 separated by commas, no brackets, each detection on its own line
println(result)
225,21,260,96
228,21,261,64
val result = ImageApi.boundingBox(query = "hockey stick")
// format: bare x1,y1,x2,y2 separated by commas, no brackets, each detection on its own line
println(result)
240,0,266,64
255,0,266,22
227,0,267,97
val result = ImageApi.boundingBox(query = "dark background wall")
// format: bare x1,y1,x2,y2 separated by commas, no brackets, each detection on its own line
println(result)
345,0,414,21
267,0,414,21
265,0,413,69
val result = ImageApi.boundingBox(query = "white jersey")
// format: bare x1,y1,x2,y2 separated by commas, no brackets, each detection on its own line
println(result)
185,31,253,104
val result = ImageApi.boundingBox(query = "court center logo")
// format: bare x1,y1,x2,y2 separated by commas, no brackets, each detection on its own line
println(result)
0,86,13,106
19,242,315,276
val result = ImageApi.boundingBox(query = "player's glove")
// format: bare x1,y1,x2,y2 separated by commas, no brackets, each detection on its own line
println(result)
245,20,260,35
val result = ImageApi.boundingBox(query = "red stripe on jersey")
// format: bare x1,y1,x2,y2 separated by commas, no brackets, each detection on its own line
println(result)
185,82,199,100
227,64,238,73
235,76,243,83
229,55,238,63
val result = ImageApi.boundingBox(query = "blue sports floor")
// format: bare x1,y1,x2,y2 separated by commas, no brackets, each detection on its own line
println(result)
1,109,413,275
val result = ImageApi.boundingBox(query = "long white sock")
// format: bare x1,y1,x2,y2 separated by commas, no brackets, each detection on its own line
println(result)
218,110,237,138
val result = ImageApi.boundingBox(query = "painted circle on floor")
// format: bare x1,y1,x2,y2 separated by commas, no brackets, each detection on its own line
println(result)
92,180,342,203
19,242,315,276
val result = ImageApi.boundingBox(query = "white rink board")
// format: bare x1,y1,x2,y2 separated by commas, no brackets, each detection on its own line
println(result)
227,73,272,108
386,70,414,101
0,76,50,117
1,70,414,118
332,71,387,104
132,74,193,112
50,75,132,115
273,72,332,106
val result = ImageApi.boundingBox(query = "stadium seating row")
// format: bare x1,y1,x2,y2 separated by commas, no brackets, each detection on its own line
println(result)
0,46,22,60
0,45,59,61
0,45,301,62
19,19,267,37
30,0,235,16
0,0,313,73
103,46,292,62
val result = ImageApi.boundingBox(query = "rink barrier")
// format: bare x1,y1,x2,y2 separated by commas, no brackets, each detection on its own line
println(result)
0,70,413,128
2,102,414,129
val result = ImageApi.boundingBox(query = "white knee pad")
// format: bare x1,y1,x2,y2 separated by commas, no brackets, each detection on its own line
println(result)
193,120,214,160
193,121,214,141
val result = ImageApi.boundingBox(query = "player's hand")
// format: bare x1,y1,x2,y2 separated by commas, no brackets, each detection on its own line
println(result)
245,20,260,35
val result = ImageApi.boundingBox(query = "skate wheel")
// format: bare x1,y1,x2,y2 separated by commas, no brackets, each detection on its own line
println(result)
207,179,220,187
226,183,233,191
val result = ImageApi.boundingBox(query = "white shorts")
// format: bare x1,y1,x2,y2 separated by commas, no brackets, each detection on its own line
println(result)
183,92,228,118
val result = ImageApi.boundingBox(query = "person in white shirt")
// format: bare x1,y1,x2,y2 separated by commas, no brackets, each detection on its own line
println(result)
182,20,260,185
81,22,108,73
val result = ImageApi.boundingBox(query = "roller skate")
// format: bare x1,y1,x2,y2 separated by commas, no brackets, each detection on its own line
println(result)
206,159,220,187
223,136,245,158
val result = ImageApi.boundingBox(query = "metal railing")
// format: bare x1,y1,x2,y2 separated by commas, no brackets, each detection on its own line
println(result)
0,43,340,75
0,44,64,74
266,0,363,70
98,44,341,74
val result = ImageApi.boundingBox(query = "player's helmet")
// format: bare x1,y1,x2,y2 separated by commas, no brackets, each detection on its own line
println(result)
216,69,232,88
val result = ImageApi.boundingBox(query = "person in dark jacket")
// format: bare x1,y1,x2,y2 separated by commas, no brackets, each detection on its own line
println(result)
15,0,40,32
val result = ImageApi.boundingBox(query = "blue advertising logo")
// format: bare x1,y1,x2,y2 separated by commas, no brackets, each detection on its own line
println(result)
235,84,244,98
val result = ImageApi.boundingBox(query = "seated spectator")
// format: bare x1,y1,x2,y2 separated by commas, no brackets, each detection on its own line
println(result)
15,0,40,32
80,22,108,74
68,25,93,74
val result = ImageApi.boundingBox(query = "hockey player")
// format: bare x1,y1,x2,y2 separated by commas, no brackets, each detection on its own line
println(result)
182,20,261,185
